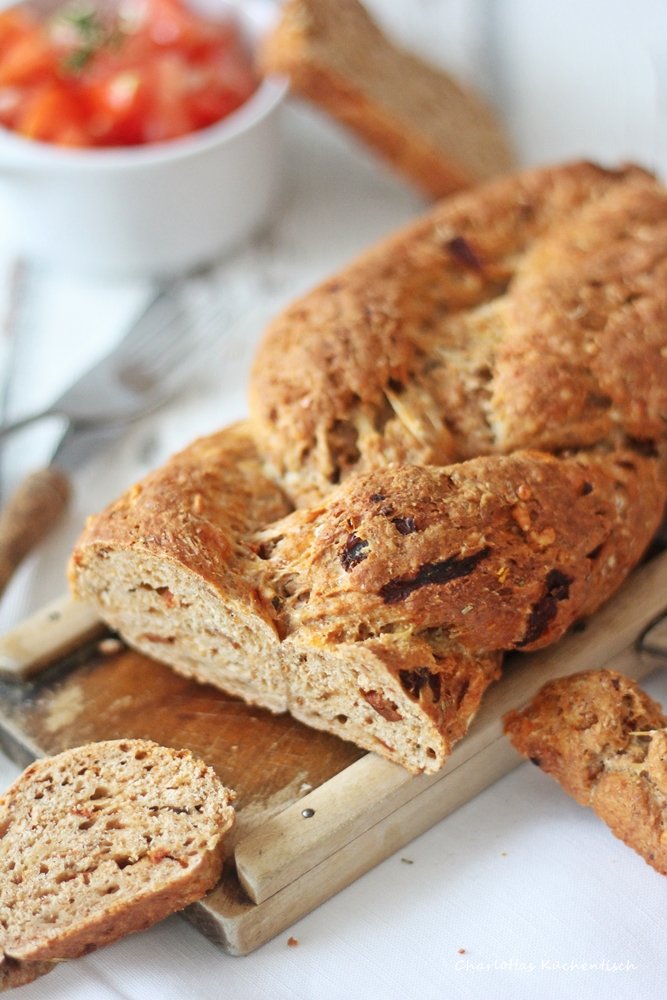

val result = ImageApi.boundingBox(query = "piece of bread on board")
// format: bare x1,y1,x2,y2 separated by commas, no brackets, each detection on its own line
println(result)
0,739,235,989
504,671,667,875
261,0,514,198
69,425,664,775
71,161,667,776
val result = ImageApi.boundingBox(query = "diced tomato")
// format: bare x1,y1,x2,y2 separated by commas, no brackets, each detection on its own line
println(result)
212,48,258,102
83,68,149,145
0,0,259,148
142,53,196,143
0,28,57,87
0,85,23,129
187,84,242,131
0,7,35,53
15,82,89,146
145,0,202,47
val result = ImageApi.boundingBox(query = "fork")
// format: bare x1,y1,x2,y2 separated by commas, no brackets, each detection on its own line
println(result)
0,274,256,598
0,277,227,441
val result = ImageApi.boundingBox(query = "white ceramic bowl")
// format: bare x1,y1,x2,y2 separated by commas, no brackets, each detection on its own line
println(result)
0,0,286,277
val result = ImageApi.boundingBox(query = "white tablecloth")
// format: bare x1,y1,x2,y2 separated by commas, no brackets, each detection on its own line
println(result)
0,2,666,997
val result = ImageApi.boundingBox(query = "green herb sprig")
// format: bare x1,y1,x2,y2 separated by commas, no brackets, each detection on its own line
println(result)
57,4,124,75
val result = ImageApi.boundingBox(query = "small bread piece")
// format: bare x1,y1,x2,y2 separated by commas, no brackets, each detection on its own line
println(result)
249,162,667,506
69,421,664,774
504,671,667,874
0,740,235,987
261,0,514,198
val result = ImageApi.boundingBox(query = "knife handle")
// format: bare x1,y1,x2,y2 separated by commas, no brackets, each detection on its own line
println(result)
0,468,70,596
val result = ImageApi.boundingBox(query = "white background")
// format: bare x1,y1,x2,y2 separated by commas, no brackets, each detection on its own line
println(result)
0,2,665,998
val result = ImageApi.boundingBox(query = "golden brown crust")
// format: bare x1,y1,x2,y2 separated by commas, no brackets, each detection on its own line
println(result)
258,448,664,653
71,422,292,632
494,174,667,451
504,671,667,873
260,0,514,198
70,427,664,772
249,162,667,506
0,957,54,992
0,740,235,974
71,426,505,772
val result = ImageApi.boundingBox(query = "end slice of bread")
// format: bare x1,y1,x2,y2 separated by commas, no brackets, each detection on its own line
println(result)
260,0,514,198
504,671,667,874
0,739,235,988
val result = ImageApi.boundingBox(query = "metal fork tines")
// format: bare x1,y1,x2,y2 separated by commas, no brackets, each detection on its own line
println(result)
0,277,237,441
638,610,667,664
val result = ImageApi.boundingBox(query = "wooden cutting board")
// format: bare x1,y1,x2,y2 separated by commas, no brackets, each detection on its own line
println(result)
0,549,666,955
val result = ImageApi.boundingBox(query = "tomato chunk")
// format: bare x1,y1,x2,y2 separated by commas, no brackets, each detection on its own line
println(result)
16,82,89,145
0,0,259,147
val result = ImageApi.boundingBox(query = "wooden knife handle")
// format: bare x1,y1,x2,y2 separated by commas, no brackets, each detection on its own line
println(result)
0,468,70,596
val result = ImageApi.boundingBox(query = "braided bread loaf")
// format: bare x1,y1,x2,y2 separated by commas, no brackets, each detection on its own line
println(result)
249,161,667,504
70,162,667,774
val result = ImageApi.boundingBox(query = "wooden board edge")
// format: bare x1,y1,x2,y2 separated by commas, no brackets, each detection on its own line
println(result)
234,549,667,905
189,739,525,954
191,642,660,956
0,596,105,681
0,708,53,773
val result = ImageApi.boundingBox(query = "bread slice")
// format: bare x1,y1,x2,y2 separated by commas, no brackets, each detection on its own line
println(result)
0,739,235,987
504,671,667,874
260,0,514,197
69,420,664,774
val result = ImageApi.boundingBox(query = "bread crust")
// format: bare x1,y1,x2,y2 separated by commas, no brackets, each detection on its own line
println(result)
0,957,55,992
72,424,291,630
259,448,664,653
70,424,664,773
260,0,514,197
71,425,501,771
504,671,667,874
0,740,235,981
249,161,667,505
